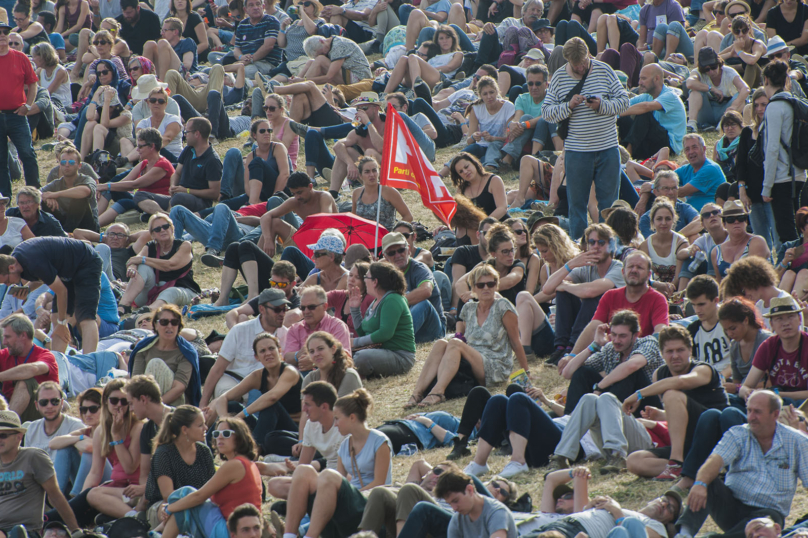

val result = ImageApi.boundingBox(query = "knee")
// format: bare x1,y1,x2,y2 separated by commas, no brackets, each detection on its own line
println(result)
662,389,686,405
596,392,621,408
579,392,599,407
515,290,533,309
291,463,318,481
157,39,171,50
318,468,344,488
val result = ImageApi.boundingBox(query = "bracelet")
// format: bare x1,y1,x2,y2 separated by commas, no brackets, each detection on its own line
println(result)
79,434,84,441
588,342,601,354
694,481,708,488
243,408,251,418
141,256,146,264
427,422,436,432
568,469,573,478
109,439,124,447
163,504,172,517
736,383,742,393
564,263,572,273
294,351,299,365
738,183,746,189
615,517,625,525
186,187,190,194
636,390,643,401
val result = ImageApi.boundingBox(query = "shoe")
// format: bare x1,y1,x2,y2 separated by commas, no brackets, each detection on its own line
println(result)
654,462,682,481
288,120,308,137
687,119,698,133
209,135,218,145
447,437,471,460
546,347,568,365
600,450,626,475
243,139,254,149
270,510,285,536
322,167,332,184
40,142,55,151
413,82,432,105
453,71,465,81
546,455,570,472
496,158,513,174
499,461,529,479
140,212,151,223
94,513,117,526
368,39,382,55
201,248,224,268
463,461,490,477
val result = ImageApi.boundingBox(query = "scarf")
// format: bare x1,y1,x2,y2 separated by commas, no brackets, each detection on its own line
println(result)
716,135,740,161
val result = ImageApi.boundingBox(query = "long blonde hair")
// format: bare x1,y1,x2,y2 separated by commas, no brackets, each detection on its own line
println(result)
532,224,580,266
99,379,138,457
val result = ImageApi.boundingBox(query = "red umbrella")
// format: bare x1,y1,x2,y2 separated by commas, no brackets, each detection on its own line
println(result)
292,213,390,258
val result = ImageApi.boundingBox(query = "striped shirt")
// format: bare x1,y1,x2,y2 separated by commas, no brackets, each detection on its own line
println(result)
714,423,808,516
542,59,629,152
235,14,282,65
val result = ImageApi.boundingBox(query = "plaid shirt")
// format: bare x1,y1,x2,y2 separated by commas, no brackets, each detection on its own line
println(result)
584,336,663,381
714,423,808,516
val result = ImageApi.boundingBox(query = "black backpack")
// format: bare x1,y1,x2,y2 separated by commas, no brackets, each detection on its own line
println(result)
769,92,808,171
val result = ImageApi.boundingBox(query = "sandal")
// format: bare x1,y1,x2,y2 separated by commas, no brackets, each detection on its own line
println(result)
118,304,132,316
417,393,446,408
404,393,423,409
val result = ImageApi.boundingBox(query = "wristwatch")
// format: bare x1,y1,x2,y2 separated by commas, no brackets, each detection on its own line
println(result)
592,383,601,392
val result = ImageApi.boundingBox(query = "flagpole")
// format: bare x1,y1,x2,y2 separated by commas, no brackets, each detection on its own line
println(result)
376,102,394,257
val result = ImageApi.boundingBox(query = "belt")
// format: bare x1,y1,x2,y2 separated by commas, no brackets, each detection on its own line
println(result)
0,109,21,114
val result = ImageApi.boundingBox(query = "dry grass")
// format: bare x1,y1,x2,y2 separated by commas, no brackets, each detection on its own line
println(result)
38,87,808,535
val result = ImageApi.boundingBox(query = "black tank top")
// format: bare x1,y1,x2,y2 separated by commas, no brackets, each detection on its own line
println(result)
260,362,303,415
655,361,729,409
147,239,201,293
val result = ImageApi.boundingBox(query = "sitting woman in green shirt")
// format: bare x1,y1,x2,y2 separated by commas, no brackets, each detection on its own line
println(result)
350,261,416,379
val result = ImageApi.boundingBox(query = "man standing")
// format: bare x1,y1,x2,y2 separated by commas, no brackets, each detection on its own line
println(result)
0,315,59,422
6,186,67,237
675,134,727,211
139,117,222,216
0,238,103,353
284,286,351,373
201,288,289,408
0,16,39,198
543,223,625,364
383,232,446,343
543,37,629,240
40,146,99,233
435,469,518,538
622,325,729,481
232,0,282,78
23,381,84,460
618,64,687,160
0,410,83,538
686,276,731,373
116,0,161,55
676,391,808,538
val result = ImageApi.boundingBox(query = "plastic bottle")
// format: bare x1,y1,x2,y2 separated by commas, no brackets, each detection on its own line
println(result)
520,119,533,129
688,250,707,272
398,443,419,456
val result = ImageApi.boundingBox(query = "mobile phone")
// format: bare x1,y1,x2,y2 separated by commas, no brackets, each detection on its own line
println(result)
586,95,598,102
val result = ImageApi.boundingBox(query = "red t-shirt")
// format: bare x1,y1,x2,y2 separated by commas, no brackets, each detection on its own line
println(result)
138,157,174,195
0,49,37,110
236,202,269,218
592,287,669,337
648,421,670,447
0,345,59,400
752,332,808,391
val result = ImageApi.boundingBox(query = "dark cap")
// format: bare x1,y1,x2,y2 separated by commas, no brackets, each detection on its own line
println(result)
532,18,554,31
698,47,719,68
258,288,291,307
43,521,72,535
527,211,559,233
204,330,226,346
663,489,683,520
553,484,573,501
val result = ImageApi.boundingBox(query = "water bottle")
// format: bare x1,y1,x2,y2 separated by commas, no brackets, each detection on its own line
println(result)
520,119,533,129
688,250,707,272
549,305,556,331
398,443,419,456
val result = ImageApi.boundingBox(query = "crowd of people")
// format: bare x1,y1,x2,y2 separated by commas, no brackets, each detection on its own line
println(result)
1,0,808,535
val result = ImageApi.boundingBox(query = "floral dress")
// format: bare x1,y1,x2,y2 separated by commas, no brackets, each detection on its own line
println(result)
459,296,517,385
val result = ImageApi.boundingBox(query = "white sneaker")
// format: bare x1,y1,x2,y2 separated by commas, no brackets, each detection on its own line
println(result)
264,454,287,463
463,461,490,477
499,461,529,478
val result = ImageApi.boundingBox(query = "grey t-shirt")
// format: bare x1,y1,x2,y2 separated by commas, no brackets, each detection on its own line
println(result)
577,509,666,538
23,414,85,460
41,173,99,223
0,447,55,532
569,259,625,287
448,496,517,538
302,367,362,398
730,329,772,383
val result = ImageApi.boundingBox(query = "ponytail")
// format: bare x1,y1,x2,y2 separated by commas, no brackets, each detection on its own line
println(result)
153,405,202,453
334,388,373,422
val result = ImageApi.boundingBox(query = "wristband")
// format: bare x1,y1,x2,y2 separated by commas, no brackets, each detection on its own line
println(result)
635,390,643,401
427,422,436,432
568,469,573,478
694,481,708,488
564,263,572,273
109,439,124,447
142,256,146,264
736,383,742,393
186,187,190,194
79,434,84,441
243,408,251,418
163,504,172,517
615,517,625,525
294,351,299,365
588,342,601,354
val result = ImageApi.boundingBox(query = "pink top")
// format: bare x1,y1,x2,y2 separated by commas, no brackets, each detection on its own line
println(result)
277,117,299,166
285,314,352,356
107,435,140,485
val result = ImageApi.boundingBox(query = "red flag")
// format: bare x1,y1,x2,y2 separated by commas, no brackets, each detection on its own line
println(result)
380,103,457,226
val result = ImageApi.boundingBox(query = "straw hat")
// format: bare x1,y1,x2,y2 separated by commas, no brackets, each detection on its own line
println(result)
601,199,632,220
131,74,169,101
763,296,807,318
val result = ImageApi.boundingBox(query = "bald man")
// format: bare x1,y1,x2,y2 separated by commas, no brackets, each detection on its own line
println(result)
617,64,687,160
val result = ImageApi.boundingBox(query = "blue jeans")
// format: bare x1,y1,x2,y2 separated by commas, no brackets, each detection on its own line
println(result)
417,24,476,52
501,114,558,159
654,21,695,59
222,147,247,199
564,147,621,240
477,392,563,467
554,291,601,348
281,246,316,280
434,270,452,311
54,448,112,496
170,204,246,251
607,517,650,538
681,407,746,479
556,19,597,54
304,124,355,176
399,111,435,162
411,300,445,343
462,142,505,169
750,201,780,254
398,3,417,24
0,112,39,196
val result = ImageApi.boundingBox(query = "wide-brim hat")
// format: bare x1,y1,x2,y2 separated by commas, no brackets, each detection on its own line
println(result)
722,200,748,217
525,48,544,61
131,74,169,101
601,199,632,220
295,0,324,13
307,234,345,255
532,18,554,31
350,91,382,107
765,35,794,58
725,0,751,16
527,211,559,233
0,410,26,433
763,296,807,318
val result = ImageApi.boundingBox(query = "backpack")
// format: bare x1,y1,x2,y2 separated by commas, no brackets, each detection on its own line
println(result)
497,44,522,68
769,91,808,172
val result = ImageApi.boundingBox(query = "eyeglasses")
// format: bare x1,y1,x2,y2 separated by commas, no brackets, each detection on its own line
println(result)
0,28,11,35
588,239,607,246
733,27,749,34
385,247,407,257
475,281,497,289
416,52,428,58
313,251,330,258
255,128,271,134
364,274,374,280
270,279,290,288
0,432,16,439
80,404,101,414
526,81,543,87
490,480,510,500
728,10,745,16
772,51,787,59
137,143,150,149
701,209,721,219
151,223,171,233
107,231,128,239
212,429,235,439
301,303,325,311
97,69,111,76
262,105,278,112
723,215,748,224
182,129,197,136
38,398,61,407
108,397,128,406
157,318,180,326
267,305,288,313
499,248,515,255
148,98,167,104
93,40,110,45
432,467,445,475
715,9,725,14
60,159,77,166
129,64,142,72
511,228,526,235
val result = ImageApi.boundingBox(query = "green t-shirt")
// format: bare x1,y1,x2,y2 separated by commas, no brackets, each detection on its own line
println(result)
358,292,416,352
514,94,543,118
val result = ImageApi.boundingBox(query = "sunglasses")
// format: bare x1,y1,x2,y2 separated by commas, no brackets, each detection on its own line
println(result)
302,1,312,5
270,279,290,288
715,9,725,14
733,27,749,34
262,105,278,112
80,404,101,414
0,28,11,35
473,73,481,80
266,305,288,314
97,70,111,76
511,228,526,235
707,65,720,72
212,429,235,439
475,281,497,289
587,239,607,246
526,81,543,87
137,143,150,149
499,248,515,255
129,64,141,72
398,231,413,239
385,247,407,257
255,128,272,135
9,41,21,46
94,40,110,45
148,98,167,104
490,480,510,500
559,492,574,501
313,251,331,258
432,467,445,475
108,397,128,406
38,398,61,407
301,303,325,311
157,318,180,326
723,215,748,224
701,209,721,219
0,432,17,439
183,129,197,136
356,105,373,111
728,10,745,16
772,51,787,59
151,223,171,233
60,159,77,166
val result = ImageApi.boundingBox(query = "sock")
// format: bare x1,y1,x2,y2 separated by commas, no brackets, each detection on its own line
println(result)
284,534,297,538
669,459,683,466
522,345,534,356
125,510,138,517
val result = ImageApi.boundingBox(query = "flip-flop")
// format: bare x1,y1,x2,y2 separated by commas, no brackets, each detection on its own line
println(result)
417,393,446,408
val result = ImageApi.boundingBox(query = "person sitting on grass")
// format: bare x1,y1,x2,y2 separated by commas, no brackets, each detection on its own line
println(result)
434,469,517,538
